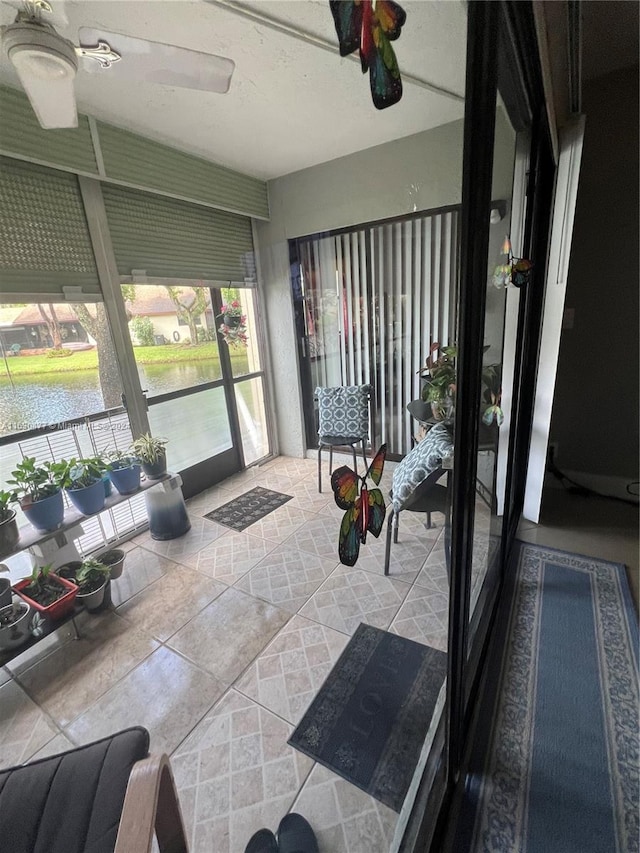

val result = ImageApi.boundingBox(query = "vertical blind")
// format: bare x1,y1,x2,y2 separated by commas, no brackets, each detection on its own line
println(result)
298,209,460,455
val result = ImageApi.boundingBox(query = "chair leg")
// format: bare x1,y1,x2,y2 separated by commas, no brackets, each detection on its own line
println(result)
426,511,432,529
329,445,333,480
351,444,357,475
361,441,368,470
317,446,322,493
384,510,394,576
393,511,399,544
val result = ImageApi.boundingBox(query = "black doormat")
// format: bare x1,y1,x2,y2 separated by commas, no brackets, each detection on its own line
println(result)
204,487,293,531
288,623,447,812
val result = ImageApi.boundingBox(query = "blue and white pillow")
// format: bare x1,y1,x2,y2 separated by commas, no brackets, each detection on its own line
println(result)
391,423,453,512
316,385,371,440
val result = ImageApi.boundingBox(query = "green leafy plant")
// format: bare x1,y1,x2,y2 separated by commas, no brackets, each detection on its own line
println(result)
7,458,60,504
104,447,138,468
129,316,155,347
419,343,503,423
53,457,107,490
130,434,168,465
74,558,110,593
0,490,14,522
45,348,73,359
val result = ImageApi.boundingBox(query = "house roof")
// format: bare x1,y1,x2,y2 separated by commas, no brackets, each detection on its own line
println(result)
11,305,81,325
125,285,212,317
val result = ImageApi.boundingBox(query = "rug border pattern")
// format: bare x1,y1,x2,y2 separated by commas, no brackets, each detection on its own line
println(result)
473,544,639,853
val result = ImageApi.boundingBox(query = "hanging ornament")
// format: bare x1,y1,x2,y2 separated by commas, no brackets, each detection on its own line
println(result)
492,235,533,289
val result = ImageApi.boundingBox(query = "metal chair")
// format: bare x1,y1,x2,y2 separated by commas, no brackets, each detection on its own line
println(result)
384,467,450,575
315,384,372,492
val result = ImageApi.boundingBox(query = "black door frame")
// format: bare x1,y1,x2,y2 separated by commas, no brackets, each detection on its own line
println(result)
402,2,557,850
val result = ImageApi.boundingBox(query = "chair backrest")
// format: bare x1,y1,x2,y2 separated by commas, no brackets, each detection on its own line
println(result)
315,384,372,440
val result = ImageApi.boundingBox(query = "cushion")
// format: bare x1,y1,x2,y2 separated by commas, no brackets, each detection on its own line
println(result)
391,423,454,513
315,385,371,440
0,727,149,853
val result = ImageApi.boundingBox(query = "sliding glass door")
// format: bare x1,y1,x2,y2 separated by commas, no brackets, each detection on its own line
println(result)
293,207,460,457
123,283,270,497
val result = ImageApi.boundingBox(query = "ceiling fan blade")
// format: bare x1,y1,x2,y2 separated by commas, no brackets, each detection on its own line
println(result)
78,28,235,93
3,0,68,28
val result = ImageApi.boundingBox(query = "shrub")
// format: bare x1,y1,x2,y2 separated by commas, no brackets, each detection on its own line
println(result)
129,316,155,347
46,347,73,358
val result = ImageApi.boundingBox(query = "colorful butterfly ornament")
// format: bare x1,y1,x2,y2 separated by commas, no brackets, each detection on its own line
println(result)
492,235,534,289
331,444,387,566
329,0,406,110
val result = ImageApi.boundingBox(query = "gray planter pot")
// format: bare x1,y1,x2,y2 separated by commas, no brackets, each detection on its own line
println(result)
77,580,108,612
99,549,126,580
0,510,19,559
0,600,32,651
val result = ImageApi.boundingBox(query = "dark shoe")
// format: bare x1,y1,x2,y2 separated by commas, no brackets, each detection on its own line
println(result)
245,828,279,853
277,813,320,853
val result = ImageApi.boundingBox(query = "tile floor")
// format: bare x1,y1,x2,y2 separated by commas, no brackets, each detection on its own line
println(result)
0,455,457,852
0,454,509,852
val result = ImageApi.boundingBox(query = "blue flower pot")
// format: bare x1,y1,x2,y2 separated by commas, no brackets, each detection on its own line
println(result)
21,489,64,533
103,475,112,497
109,463,141,495
65,479,106,516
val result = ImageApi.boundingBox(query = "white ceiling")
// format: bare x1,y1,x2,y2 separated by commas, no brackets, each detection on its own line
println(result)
0,0,467,180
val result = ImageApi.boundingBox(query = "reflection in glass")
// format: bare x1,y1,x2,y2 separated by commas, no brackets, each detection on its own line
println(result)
148,387,232,471
469,99,519,636
225,287,263,378
235,377,269,465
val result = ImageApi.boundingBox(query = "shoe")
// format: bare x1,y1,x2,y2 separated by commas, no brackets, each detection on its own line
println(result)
245,828,279,853
277,813,320,853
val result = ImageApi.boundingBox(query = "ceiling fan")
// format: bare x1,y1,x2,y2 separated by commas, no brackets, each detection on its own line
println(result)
0,0,235,129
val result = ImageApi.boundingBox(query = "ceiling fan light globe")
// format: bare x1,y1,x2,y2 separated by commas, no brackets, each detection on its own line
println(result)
4,20,78,128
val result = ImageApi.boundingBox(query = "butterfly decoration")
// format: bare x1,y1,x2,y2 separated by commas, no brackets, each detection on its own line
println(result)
331,444,387,566
329,0,406,110
492,236,533,289
482,391,504,427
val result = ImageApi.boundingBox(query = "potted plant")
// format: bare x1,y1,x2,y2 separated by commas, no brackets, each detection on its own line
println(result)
97,548,126,580
0,490,20,558
419,343,503,426
53,457,107,516
0,599,32,652
7,458,65,533
130,434,168,479
217,298,248,349
14,564,78,621
72,558,111,612
105,449,141,496
419,343,457,422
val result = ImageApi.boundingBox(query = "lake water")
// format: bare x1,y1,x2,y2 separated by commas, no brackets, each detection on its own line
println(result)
0,361,219,435
0,360,269,480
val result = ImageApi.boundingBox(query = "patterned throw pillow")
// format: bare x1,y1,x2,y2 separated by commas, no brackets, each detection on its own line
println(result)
391,423,454,512
316,385,371,439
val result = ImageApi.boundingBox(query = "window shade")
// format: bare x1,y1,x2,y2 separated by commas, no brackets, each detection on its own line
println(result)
102,184,256,283
0,156,100,298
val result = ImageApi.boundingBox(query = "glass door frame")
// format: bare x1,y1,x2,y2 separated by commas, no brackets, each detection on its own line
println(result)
119,280,272,500
402,3,558,850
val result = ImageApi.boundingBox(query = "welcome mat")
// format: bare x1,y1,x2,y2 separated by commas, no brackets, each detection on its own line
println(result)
205,487,293,531
288,623,447,812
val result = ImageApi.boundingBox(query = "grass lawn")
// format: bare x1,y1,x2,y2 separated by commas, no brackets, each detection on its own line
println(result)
0,343,249,378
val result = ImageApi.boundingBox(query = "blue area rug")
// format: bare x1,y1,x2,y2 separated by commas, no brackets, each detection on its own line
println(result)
288,623,447,812
456,543,639,853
